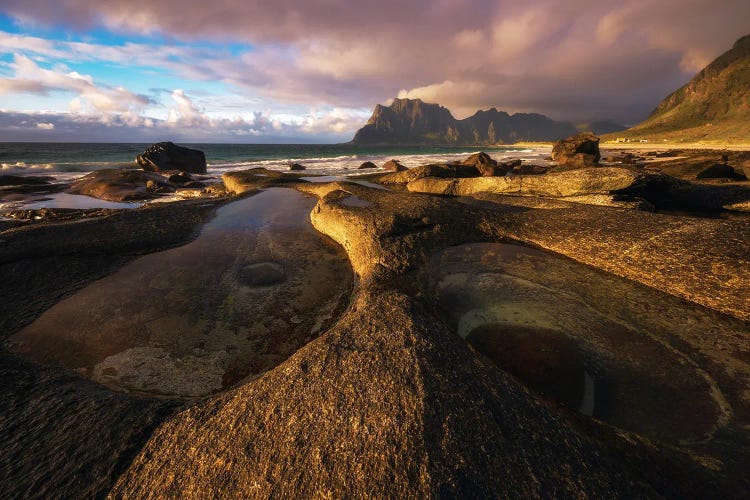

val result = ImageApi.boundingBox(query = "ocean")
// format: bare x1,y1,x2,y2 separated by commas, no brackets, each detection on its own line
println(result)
0,142,549,209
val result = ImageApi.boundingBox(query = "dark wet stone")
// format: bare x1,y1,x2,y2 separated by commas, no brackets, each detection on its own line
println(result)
238,261,286,286
136,142,207,174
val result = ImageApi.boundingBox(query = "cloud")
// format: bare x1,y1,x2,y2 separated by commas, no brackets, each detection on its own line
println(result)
0,54,152,113
1,0,749,131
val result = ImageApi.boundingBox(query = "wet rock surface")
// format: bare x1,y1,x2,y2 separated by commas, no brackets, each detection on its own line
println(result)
2,153,750,497
111,180,748,498
8,189,352,398
423,242,743,444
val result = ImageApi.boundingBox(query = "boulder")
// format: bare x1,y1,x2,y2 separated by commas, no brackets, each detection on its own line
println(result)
289,163,306,171
382,159,407,172
68,169,171,201
461,152,497,167
551,133,601,169
696,163,747,181
358,161,377,170
136,142,207,174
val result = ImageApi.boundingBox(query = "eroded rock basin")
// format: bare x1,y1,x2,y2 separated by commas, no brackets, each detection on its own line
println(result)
424,242,747,445
7,188,352,398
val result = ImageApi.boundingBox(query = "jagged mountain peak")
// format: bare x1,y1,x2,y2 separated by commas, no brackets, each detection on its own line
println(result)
352,99,577,145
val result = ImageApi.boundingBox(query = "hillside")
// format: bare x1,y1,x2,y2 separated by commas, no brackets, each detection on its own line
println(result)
351,98,577,145
609,34,750,142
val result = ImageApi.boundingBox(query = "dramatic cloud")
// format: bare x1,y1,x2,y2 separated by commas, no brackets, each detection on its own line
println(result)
1,0,748,140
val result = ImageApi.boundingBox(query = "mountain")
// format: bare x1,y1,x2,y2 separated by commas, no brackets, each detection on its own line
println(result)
351,98,577,145
610,34,750,142
576,120,627,135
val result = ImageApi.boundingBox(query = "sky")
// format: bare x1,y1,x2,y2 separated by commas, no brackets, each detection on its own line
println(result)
0,0,748,143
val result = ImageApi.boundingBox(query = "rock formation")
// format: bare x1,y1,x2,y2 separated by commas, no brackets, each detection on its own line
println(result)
2,150,750,498
551,132,601,169
136,142,207,174
382,159,407,171
351,98,577,145
68,169,171,201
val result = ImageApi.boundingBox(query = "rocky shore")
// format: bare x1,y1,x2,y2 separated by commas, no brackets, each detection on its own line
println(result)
1,137,749,498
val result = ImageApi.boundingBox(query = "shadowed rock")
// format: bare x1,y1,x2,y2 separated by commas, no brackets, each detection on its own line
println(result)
358,161,377,169
552,132,601,169
67,169,171,201
696,163,748,180
136,142,207,174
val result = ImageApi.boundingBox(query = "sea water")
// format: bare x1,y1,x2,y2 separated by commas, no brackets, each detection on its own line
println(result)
0,143,547,180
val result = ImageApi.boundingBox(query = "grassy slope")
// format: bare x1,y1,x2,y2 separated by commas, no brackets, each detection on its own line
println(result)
603,35,750,143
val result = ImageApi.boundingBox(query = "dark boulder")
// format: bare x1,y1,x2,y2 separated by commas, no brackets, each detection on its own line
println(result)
696,164,747,181
358,161,377,170
551,133,601,169
136,142,207,174
289,163,306,171
382,159,407,172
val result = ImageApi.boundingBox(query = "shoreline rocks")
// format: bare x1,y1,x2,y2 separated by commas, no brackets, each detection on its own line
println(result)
68,169,171,202
382,159,407,171
136,142,207,174
552,132,601,169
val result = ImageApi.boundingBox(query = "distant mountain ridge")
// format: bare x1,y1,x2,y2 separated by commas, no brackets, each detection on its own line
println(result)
611,34,750,142
351,98,578,145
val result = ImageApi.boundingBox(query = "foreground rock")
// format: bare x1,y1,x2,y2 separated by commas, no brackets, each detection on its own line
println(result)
551,132,601,169
222,168,307,195
0,200,223,497
109,183,749,497
68,169,172,201
4,173,750,497
136,142,207,174
407,166,644,198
